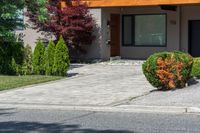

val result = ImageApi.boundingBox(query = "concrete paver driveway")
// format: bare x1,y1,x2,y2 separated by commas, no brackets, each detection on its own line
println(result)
130,78,200,108
0,63,155,107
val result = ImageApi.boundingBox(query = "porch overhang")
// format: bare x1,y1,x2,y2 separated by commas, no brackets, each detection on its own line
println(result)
84,0,200,7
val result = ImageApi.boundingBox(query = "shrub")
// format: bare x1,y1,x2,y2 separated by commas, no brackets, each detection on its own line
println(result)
11,58,22,75
11,58,18,75
12,42,25,75
21,45,33,75
44,40,55,75
142,51,193,89
0,41,24,75
0,43,4,73
32,40,45,75
191,57,200,78
12,41,24,65
53,36,70,76
0,43,12,74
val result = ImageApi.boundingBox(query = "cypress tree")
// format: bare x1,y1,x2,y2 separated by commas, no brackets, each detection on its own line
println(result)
22,45,33,75
53,36,70,76
32,40,45,75
44,40,55,75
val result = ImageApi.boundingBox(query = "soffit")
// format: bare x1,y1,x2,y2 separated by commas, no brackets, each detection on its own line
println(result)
84,0,200,7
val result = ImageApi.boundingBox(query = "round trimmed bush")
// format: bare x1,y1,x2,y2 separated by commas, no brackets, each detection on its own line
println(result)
142,51,193,89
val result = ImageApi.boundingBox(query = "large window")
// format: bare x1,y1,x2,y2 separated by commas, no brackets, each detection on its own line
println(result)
122,14,166,47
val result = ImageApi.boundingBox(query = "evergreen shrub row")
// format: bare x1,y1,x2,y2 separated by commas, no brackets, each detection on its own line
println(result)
32,36,70,76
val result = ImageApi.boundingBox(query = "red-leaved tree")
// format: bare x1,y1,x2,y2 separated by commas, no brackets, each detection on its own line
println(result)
26,0,95,53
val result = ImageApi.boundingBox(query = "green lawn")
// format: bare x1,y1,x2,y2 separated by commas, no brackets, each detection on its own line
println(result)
0,75,64,91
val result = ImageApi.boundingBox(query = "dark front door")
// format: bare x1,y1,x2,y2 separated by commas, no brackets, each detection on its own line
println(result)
110,14,120,57
189,20,200,57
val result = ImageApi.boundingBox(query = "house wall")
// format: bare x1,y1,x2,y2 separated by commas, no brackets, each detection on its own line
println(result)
21,8,102,59
181,5,200,53
23,30,46,51
15,17,39,51
101,8,121,59
101,6,180,59
80,8,102,60
19,14,52,51
21,5,200,60
21,6,181,60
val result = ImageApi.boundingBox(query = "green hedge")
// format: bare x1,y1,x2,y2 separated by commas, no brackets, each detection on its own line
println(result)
142,51,193,89
0,37,70,76
0,41,24,75
191,57,200,78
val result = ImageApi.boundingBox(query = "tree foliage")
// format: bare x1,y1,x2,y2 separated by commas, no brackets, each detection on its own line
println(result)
25,0,48,23
26,0,95,53
53,36,70,76
0,0,24,43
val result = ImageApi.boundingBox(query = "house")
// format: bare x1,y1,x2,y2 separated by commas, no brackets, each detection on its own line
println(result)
23,0,200,60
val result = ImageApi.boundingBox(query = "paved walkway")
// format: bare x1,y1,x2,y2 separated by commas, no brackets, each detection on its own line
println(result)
129,78,200,108
0,63,155,107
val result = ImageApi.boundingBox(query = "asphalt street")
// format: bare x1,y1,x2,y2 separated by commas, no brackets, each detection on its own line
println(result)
0,108,200,133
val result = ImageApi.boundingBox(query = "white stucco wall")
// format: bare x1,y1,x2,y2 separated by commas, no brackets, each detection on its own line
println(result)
21,13,54,51
101,6,181,59
19,14,53,51
181,5,200,53
80,8,102,59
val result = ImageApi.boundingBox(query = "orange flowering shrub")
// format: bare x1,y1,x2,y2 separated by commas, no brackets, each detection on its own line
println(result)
142,51,193,89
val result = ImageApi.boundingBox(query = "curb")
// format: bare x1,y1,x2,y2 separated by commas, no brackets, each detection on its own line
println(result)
187,107,200,113
116,105,187,113
0,103,200,114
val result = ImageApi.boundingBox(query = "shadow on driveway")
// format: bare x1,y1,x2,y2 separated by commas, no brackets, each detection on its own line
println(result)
70,64,85,69
0,108,16,116
0,108,134,133
0,121,134,133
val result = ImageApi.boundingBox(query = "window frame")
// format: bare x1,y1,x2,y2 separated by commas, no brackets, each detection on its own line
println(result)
122,14,167,47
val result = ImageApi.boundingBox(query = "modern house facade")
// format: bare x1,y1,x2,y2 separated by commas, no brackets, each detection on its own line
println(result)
23,0,200,60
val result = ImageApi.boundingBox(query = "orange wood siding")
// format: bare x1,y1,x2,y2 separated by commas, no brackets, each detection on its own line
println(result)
59,0,67,8
83,0,200,7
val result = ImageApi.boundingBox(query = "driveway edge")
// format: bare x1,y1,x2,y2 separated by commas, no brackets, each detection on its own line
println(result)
1,103,200,114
